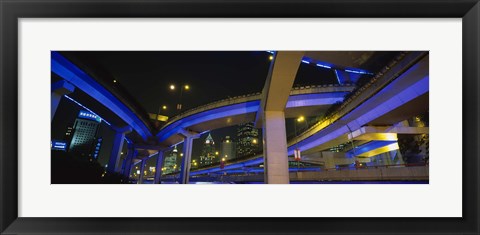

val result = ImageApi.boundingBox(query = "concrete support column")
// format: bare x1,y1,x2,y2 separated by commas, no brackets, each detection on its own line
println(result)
322,152,336,170
154,151,165,184
179,136,195,184
107,126,132,173
138,159,147,184
122,147,137,178
51,80,75,121
263,111,290,184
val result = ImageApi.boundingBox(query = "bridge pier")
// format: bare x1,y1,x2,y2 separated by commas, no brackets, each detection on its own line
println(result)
257,51,304,184
122,147,137,179
179,130,199,184
263,111,290,184
51,80,75,121
107,126,132,173
138,158,147,184
154,151,165,184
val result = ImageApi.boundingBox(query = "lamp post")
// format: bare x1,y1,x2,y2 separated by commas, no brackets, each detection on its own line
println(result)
156,105,167,121
169,84,190,112
294,116,306,170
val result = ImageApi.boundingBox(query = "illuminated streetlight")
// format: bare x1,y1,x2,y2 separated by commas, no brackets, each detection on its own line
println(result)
113,80,117,83
215,151,219,156
169,83,190,111
162,105,167,110
252,139,258,144
297,116,305,122
269,55,274,61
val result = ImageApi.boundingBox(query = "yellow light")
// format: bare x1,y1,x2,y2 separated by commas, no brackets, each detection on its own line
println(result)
269,55,273,61
184,85,190,90
222,158,225,162
162,105,167,110
113,80,117,83
252,139,258,144
226,140,230,143
215,151,219,155
194,162,197,166
169,84,175,90
297,116,305,122
180,153,184,157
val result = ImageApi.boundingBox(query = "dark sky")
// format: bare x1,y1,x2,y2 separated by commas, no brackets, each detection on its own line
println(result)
63,51,273,117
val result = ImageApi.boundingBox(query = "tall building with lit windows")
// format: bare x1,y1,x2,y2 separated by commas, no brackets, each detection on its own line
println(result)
68,110,101,158
199,133,217,166
221,136,236,160
164,146,179,174
236,122,260,157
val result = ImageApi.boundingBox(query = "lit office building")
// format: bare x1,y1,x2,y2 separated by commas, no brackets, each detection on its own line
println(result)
164,146,179,174
221,136,236,160
236,122,260,157
68,110,101,158
199,133,217,166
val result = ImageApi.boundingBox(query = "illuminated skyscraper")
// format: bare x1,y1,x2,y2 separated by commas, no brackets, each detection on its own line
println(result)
68,110,101,158
199,133,217,166
236,122,260,157
221,136,236,160
164,146,179,174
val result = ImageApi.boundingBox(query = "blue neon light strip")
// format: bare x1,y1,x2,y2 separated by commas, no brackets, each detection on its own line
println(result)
316,63,332,69
301,60,310,64
52,52,151,140
344,69,374,75
64,95,112,126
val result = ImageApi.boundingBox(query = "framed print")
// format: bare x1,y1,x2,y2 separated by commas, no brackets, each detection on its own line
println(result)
1,0,479,234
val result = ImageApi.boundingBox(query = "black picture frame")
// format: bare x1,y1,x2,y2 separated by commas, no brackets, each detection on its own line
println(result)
1,0,479,234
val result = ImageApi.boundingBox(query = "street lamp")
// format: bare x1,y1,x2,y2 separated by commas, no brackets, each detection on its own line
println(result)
169,84,190,111
156,105,168,122
294,116,307,169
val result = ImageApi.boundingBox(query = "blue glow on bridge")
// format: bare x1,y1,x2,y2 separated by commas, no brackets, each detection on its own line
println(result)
157,101,260,143
64,95,112,126
52,52,151,140
316,63,332,69
344,69,374,75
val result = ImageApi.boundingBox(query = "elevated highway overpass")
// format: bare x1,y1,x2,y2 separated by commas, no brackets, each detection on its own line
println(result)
52,50,429,184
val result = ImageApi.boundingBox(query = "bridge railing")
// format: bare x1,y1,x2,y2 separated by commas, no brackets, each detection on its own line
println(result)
160,83,356,131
